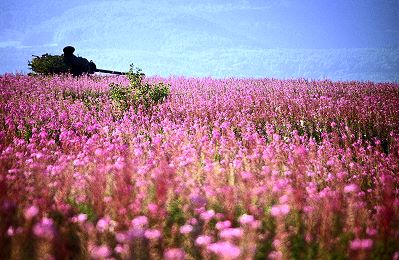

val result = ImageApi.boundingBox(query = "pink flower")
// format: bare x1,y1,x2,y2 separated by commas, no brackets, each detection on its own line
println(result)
33,217,54,239
114,157,125,170
164,248,185,260
200,209,215,221
190,218,198,225
350,239,373,250
24,205,39,220
268,250,283,259
131,215,148,228
96,218,109,232
232,159,242,169
116,232,128,243
278,195,289,203
208,241,241,259
91,245,111,259
144,229,161,240
220,228,243,240
280,204,290,215
77,213,87,223
147,203,158,214
366,227,377,236
238,214,254,225
94,148,103,156
7,227,15,236
216,220,232,230
128,227,145,238
115,244,126,254
180,224,193,234
195,235,212,246
270,204,290,217
344,184,358,193
272,239,282,248
240,171,253,180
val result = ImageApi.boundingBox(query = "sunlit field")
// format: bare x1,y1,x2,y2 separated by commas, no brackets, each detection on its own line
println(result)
1,74,398,259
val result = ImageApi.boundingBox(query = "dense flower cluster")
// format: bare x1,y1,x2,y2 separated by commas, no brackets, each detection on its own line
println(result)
0,74,398,259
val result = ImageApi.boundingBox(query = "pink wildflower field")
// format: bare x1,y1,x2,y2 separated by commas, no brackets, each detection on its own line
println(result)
0,74,399,259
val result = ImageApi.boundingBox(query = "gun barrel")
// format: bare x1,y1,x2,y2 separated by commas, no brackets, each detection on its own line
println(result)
95,69,126,75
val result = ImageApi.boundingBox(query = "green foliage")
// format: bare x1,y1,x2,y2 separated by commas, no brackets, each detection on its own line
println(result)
287,211,320,260
15,124,33,142
109,83,133,112
127,64,145,87
109,63,170,113
134,81,170,107
166,198,186,226
164,198,186,247
255,213,276,259
127,63,170,107
28,54,69,75
67,198,97,222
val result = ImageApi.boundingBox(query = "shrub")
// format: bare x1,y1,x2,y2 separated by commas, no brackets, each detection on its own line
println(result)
28,54,69,75
109,82,133,113
109,64,170,112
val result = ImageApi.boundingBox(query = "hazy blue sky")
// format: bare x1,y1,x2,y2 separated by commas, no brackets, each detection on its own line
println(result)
1,0,398,81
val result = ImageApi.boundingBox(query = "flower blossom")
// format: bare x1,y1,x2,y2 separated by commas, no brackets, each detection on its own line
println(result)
91,245,111,259
195,235,212,246
144,229,161,240
270,204,290,217
350,239,373,250
220,228,243,240
208,241,241,259
180,224,193,234
238,214,254,225
164,248,185,260
24,205,39,220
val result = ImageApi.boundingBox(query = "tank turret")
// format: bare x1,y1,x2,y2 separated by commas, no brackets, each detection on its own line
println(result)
29,46,126,76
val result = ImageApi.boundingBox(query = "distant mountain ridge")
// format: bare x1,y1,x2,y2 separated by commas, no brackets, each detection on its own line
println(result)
1,0,398,81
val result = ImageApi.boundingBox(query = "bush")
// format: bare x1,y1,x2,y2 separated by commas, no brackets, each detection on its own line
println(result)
109,64,170,112
109,82,133,113
28,54,69,75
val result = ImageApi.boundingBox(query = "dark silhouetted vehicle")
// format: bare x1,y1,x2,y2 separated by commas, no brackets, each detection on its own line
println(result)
63,46,97,76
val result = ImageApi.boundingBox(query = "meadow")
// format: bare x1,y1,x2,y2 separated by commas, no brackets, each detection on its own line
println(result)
0,74,398,259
